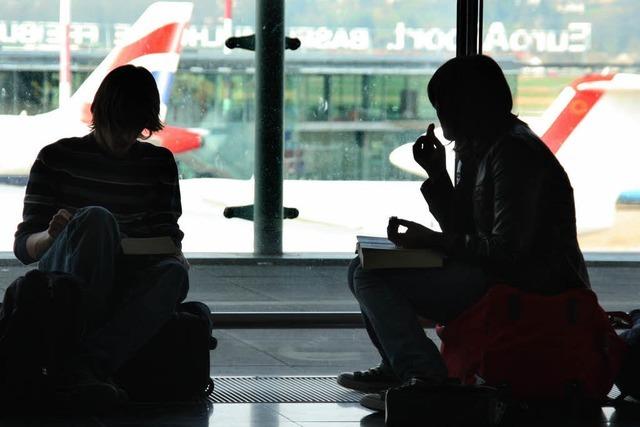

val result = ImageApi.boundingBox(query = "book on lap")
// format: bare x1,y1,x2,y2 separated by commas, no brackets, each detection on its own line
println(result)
121,236,178,255
356,235,444,270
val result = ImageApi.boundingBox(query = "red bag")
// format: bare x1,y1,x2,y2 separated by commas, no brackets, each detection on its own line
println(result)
438,285,627,401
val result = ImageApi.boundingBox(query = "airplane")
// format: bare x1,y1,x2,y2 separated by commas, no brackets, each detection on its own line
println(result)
389,73,640,234
0,1,202,176
165,72,640,252
1,1,637,251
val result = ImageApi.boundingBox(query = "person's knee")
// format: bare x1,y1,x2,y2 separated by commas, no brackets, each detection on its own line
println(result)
347,257,361,296
73,206,119,236
155,260,190,301
349,258,376,299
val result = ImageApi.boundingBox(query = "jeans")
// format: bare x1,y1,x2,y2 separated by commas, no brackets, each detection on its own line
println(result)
39,206,189,378
348,257,487,382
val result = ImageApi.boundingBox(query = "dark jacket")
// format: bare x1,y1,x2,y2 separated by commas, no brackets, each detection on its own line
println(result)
422,119,590,294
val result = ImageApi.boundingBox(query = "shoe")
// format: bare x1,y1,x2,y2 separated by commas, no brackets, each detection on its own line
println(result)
54,366,121,410
360,391,386,412
609,311,633,328
337,364,402,393
359,377,452,413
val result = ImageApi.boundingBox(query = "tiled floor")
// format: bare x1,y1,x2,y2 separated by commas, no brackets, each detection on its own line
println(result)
0,257,638,425
4,402,640,426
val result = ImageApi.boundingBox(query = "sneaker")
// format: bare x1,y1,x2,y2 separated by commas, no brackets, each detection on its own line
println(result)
360,377,451,413
337,365,402,393
360,391,386,412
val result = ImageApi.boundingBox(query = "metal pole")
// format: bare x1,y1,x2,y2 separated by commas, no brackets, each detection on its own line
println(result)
254,0,285,255
467,0,478,55
59,0,72,106
478,0,484,54
456,0,467,57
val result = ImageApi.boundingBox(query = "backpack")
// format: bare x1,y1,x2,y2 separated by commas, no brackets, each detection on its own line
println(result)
438,284,627,402
114,301,217,402
0,270,85,406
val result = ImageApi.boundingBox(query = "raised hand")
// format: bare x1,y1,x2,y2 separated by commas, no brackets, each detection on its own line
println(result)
47,209,73,239
412,123,446,179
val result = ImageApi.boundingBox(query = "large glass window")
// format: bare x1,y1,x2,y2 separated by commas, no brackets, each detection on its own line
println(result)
485,0,640,252
1,1,637,253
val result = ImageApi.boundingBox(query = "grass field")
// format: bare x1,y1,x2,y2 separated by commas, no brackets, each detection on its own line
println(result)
514,74,578,116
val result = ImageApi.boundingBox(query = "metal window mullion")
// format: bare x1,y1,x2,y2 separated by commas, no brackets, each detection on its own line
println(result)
456,0,467,57
479,0,484,54
254,0,285,255
467,0,478,55
457,0,481,57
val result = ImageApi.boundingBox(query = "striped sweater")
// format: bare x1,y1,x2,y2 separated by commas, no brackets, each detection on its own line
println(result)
14,133,183,264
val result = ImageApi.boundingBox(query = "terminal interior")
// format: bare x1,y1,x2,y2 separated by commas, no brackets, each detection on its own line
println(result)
1,0,640,426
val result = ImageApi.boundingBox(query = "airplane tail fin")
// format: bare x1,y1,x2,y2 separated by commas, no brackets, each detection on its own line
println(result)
69,1,193,126
537,74,614,154
534,72,640,231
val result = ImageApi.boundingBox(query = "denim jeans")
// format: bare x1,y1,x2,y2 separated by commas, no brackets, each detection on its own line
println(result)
39,206,189,377
348,257,487,382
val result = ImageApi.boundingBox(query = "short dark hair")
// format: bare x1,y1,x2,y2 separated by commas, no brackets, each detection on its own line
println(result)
427,55,514,137
90,65,164,139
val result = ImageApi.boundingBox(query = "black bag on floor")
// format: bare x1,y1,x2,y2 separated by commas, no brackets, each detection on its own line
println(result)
385,380,507,427
0,270,85,406
114,301,217,402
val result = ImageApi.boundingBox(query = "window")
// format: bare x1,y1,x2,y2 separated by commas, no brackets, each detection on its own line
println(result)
1,1,636,254
485,0,640,252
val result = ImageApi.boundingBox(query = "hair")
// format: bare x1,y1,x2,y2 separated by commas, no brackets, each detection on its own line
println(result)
90,65,163,139
427,55,515,140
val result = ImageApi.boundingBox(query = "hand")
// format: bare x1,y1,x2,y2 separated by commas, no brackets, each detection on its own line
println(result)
387,216,443,249
47,209,73,240
413,123,446,179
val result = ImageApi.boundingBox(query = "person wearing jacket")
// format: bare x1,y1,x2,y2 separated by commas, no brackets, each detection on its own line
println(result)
337,55,590,411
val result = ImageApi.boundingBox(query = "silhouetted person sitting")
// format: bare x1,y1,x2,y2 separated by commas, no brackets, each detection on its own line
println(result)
13,65,189,405
338,55,591,411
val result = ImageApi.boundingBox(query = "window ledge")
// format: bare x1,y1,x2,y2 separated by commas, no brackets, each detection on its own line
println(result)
0,251,638,268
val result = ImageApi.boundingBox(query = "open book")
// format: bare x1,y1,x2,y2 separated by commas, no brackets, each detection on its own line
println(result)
356,235,444,270
121,236,178,255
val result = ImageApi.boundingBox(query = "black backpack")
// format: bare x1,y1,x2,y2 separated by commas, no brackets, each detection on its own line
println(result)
114,301,217,402
0,270,85,406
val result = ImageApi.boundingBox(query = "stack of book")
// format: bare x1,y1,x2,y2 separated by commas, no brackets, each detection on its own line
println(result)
356,235,444,270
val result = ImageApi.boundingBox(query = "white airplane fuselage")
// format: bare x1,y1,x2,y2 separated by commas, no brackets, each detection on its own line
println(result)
0,110,89,175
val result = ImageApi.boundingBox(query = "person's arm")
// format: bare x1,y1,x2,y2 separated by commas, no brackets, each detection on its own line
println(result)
447,140,543,265
25,230,53,261
420,174,455,232
14,148,60,264
412,124,457,232
24,209,73,260
148,149,188,268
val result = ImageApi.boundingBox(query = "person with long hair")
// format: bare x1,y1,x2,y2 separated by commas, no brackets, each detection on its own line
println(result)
338,55,590,411
14,65,189,406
